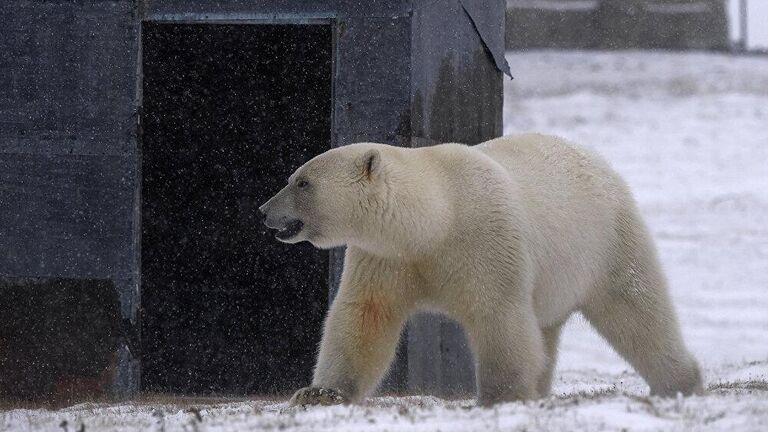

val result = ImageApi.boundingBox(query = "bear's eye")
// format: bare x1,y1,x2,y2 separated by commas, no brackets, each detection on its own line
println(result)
297,179,309,189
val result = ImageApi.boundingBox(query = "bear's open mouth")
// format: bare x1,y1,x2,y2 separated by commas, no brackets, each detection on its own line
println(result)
275,219,304,240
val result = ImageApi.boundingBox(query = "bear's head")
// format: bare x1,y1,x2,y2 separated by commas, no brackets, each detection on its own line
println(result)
259,143,388,250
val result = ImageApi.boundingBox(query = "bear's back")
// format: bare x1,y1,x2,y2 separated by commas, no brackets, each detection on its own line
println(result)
474,134,633,322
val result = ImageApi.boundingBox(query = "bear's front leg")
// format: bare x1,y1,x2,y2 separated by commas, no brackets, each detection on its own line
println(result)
290,248,412,406
468,305,545,406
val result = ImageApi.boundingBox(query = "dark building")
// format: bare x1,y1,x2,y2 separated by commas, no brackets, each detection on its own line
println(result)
0,0,507,402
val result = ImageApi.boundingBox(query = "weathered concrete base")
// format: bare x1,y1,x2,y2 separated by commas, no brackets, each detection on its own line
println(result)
0,278,138,404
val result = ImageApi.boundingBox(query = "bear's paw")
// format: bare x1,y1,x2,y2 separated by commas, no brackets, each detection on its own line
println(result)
289,386,348,407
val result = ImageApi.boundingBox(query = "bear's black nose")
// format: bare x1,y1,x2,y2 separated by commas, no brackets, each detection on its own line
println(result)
258,202,269,216
257,206,269,227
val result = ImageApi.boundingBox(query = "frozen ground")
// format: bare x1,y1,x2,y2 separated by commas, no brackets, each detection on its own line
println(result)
3,51,767,431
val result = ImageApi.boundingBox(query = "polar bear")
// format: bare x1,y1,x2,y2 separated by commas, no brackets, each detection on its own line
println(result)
259,133,702,406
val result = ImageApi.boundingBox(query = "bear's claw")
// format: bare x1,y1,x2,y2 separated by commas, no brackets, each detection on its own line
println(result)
289,386,348,407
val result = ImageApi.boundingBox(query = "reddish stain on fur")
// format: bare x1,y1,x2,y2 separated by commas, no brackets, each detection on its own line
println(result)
358,297,392,337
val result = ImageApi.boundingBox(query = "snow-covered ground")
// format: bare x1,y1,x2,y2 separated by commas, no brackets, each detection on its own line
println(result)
3,51,767,431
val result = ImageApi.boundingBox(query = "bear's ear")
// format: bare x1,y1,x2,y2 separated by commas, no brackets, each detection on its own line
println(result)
360,149,380,181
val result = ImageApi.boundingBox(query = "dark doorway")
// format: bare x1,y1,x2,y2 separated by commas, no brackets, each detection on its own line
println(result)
141,23,332,395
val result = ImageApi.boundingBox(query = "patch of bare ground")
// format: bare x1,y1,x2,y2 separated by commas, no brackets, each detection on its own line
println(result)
708,380,768,393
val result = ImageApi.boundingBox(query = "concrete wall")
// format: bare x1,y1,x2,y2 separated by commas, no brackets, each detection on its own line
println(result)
0,0,140,403
506,0,729,50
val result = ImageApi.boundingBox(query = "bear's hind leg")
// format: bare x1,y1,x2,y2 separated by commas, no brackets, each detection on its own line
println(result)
582,265,702,397
537,323,563,397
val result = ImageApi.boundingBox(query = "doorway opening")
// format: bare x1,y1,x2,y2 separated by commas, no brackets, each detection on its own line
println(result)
141,22,332,394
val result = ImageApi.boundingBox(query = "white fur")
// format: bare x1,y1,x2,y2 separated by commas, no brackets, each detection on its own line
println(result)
273,134,702,406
